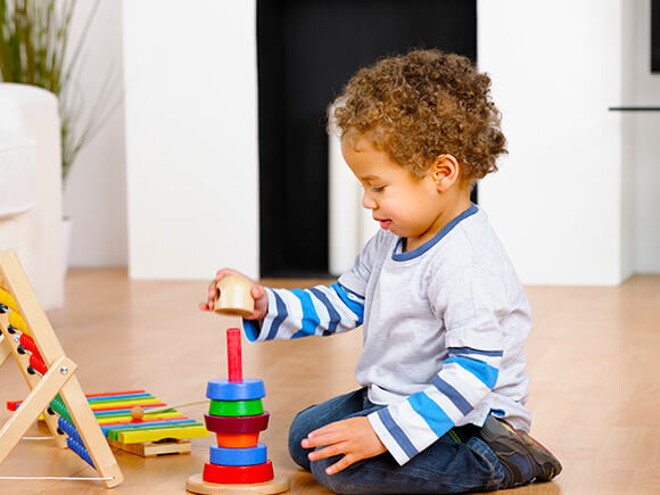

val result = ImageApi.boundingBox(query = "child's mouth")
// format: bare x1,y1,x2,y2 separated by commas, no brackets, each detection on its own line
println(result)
378,219,392,229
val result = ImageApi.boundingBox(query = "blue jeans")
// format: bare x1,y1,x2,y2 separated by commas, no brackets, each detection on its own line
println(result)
288,388,504,494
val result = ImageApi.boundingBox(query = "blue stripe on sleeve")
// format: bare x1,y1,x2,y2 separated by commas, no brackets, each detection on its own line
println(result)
330,283,364,324
337,282,365,301
242,319,261,342
266,291,288,340
449,346,504,358
409,392,455,438
431,376,474,415
377,408,418,459
291,289,321,336
309,287,340,335
445,356,499,389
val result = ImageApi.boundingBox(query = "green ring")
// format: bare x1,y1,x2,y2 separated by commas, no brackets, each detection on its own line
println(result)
209,399,264,417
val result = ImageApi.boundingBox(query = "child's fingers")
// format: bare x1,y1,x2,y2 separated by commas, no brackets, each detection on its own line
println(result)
215,268,241,281
306,422,341,440
304,438,358,475
302,427,339,449
205,284,218,308
325,454,355,475
306,442,345,461
250,284,265,299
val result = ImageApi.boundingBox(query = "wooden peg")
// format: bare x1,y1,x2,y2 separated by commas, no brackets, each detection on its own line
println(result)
214,276,254,317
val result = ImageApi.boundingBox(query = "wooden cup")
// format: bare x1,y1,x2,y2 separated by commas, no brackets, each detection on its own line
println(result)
214,275,255,317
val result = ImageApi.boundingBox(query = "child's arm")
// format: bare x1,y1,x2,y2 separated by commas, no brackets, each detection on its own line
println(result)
297,327,501,476
199,269,365,341
366,267,508,466
240,282,364,342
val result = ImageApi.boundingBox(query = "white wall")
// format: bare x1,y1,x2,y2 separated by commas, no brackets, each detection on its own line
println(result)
631,0,660,272
67,0,659,282
63,0,128,267
328,114,379,276
122,0,259,279
621,0,638,279
477,0,629,285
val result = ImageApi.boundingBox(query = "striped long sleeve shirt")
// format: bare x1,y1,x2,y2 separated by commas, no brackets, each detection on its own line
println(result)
244,205,532,465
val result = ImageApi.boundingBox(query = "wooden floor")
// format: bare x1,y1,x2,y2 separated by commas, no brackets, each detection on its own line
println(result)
1,269,659,494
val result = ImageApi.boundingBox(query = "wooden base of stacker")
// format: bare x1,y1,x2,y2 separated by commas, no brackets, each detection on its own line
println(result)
186,473,289,494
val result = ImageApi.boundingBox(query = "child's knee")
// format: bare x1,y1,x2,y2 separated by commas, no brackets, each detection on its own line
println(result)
287,410,314,470
287,435,310,470
310,456,360,495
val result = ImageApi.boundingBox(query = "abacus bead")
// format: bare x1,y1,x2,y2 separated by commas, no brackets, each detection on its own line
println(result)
206,378,265,401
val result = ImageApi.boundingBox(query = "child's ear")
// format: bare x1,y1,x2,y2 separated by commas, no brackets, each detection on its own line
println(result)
430,154,461,192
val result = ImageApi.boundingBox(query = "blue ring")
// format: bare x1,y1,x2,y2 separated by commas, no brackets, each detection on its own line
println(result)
209,443,267,466
206,378,265,401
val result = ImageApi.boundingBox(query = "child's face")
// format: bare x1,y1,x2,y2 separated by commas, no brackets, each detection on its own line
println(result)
341,135,454,251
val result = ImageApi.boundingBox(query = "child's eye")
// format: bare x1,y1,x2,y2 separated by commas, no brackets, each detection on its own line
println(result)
371,186,385,192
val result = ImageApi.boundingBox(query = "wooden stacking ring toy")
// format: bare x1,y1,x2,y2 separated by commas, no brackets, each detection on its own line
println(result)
215,432,260,448
208,399,264,417
186,327,289,494
204,413,270,433
214,275,255,317
202,460,274,484
210,444,267,466
207,377,266,400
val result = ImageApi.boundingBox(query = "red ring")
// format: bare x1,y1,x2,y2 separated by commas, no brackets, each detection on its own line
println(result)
202,460,274,484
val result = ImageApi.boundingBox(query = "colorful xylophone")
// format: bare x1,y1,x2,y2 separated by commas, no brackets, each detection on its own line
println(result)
8,390,209,457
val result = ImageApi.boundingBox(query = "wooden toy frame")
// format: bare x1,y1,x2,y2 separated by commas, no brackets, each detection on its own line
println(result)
0,250,123,488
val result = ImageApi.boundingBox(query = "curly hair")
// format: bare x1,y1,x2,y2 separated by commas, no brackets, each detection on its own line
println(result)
331,49,507,181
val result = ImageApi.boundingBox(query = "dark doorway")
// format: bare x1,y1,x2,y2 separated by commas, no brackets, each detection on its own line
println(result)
653,0,660,72
257,0,477,277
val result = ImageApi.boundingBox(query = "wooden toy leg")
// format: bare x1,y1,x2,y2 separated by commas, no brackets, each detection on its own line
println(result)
0,334,10,366
186,473,289,495
0,356,75,463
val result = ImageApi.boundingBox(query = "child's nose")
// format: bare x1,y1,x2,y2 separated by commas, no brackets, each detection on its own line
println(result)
362,191,377,210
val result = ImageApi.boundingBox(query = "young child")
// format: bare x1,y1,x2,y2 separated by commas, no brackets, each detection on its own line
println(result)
200,49,561,494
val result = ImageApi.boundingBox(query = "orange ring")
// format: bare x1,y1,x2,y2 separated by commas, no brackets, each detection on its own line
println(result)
215,432,259,448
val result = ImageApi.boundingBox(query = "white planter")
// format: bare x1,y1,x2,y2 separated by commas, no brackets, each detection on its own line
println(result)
0,83,63,308
0,129,37,219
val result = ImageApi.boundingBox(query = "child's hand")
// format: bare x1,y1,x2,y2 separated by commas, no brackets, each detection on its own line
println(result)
301,416,386,475
198,268,268,321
